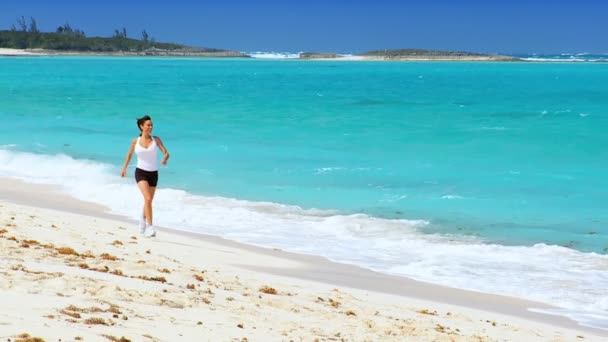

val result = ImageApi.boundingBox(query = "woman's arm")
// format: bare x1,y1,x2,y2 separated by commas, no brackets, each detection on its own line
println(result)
121,138,137,177
155,136,170,165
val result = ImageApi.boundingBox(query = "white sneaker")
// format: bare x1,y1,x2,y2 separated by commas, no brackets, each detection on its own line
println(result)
144,225,156,238
138,218,146,235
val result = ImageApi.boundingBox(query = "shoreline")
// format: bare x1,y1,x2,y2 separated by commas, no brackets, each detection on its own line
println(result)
0,48,249,58
1,176,606,340
0,48,38,56
2,47,604,62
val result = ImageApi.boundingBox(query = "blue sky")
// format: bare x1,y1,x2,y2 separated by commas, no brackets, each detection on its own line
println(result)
1,0,606,54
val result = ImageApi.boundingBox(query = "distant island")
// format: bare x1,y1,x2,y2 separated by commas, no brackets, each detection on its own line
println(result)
358,49,518,61
0,31,248,57
299,49,519,61
0,19,248,57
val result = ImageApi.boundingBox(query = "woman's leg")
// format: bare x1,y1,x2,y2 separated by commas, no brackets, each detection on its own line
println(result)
137,181,154,226
149,186,157,224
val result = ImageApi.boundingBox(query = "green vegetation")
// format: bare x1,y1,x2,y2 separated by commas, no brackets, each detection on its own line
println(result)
360,49,487,57
0,30,191,52
0,17,227,53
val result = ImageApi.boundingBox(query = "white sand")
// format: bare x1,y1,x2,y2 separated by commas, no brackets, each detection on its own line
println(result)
0,48,42,56
0,178,605,341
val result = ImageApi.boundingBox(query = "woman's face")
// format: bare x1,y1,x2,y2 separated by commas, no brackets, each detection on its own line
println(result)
140,120,153,134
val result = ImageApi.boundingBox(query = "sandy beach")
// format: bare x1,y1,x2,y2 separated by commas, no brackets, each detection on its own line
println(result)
0,178,604,341
0,48,41,56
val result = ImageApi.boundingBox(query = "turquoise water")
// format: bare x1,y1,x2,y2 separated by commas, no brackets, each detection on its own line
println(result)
2,57,607,251
1,57,607,327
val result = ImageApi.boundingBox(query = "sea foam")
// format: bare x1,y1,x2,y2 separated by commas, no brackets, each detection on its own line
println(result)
247,51,301,59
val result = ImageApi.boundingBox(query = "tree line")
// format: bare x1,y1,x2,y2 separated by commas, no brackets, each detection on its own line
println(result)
0,16,178,52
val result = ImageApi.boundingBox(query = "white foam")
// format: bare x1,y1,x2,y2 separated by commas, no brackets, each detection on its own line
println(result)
441,195,464,199
1,148,607,329
246,52,358,60
521,57,587,62
247,51,301,59
315,167,345,174
314,167,382,175
386,243,608,329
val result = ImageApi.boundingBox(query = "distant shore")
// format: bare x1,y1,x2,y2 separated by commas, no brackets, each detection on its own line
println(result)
0,48,516,61
2,48,605,62
301,54,519,61
0,48,37,56
0,48,249,58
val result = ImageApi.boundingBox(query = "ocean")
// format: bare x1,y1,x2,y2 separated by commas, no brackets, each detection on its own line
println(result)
1,56,607,328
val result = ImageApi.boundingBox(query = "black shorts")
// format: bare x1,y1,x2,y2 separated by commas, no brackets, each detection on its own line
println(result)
135,168,159,187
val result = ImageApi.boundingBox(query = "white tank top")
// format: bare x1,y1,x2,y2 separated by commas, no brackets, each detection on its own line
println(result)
134,136,158,172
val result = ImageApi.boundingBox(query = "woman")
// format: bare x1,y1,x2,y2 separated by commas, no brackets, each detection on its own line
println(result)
121,115,170,237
